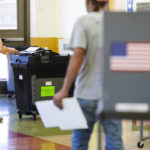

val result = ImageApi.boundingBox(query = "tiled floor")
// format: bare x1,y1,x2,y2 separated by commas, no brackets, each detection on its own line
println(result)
0,96,150,150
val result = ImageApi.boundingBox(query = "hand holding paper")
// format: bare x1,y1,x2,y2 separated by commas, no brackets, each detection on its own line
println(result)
53,88,69,109
35,97,88,130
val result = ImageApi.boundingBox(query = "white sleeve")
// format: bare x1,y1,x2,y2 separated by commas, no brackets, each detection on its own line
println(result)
68,18,87,50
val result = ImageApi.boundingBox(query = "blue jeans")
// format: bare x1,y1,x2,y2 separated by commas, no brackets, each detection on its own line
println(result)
71,98,124,150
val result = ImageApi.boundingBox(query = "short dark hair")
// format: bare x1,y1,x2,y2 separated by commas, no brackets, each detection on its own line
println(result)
89,0,108,12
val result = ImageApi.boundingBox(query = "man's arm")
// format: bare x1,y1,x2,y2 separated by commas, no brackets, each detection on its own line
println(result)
53,47,84,109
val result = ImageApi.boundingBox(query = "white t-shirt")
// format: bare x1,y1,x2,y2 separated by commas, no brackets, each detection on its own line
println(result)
69,12,104,100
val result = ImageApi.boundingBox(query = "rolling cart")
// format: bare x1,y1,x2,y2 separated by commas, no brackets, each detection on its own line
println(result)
7,54,15,98
137,120,150,149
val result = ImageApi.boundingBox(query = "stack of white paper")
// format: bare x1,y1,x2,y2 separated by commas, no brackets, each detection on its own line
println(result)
35,97,88,130
25,47,40,52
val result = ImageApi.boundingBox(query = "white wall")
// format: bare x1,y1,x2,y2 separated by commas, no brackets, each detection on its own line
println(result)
61,0,86,38
30,0,86,38
34,0,60,37
113,0,127,11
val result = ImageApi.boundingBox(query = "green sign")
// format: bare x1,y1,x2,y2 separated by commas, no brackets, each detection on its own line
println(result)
41,86,55,97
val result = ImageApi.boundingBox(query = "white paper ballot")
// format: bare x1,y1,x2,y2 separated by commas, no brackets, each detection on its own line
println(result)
24,47,40,52
35,97,88,130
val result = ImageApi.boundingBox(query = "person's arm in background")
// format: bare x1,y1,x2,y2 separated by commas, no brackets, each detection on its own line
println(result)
53,47,84,109
0,39,2,50
0,38,19,55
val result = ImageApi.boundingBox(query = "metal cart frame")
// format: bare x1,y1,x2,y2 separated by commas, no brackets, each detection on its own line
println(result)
137,120,150,148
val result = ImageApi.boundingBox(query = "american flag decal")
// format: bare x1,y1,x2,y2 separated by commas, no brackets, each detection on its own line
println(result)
110,43,150,72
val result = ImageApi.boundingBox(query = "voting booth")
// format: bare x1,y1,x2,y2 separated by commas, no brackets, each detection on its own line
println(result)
97,12,150,120
96,12,150,150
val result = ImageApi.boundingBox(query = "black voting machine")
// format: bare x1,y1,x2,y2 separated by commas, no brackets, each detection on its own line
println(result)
11,47,73,120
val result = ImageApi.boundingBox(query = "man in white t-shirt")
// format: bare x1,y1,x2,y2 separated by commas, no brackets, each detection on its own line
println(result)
53,0,124,150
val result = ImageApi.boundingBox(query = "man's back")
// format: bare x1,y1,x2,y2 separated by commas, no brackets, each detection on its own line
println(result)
69,12,104,99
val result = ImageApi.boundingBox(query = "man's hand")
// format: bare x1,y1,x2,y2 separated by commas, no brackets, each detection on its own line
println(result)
53,47,84,110
53,88,68,109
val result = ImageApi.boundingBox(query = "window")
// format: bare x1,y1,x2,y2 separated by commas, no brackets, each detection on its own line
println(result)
134,0,150,11
0,0,17,30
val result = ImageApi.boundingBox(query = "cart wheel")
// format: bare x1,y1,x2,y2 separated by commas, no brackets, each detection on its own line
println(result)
12,94,16,98
18,111,22,119
137,141,144,148
33,113,36,121
7,94,12,98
